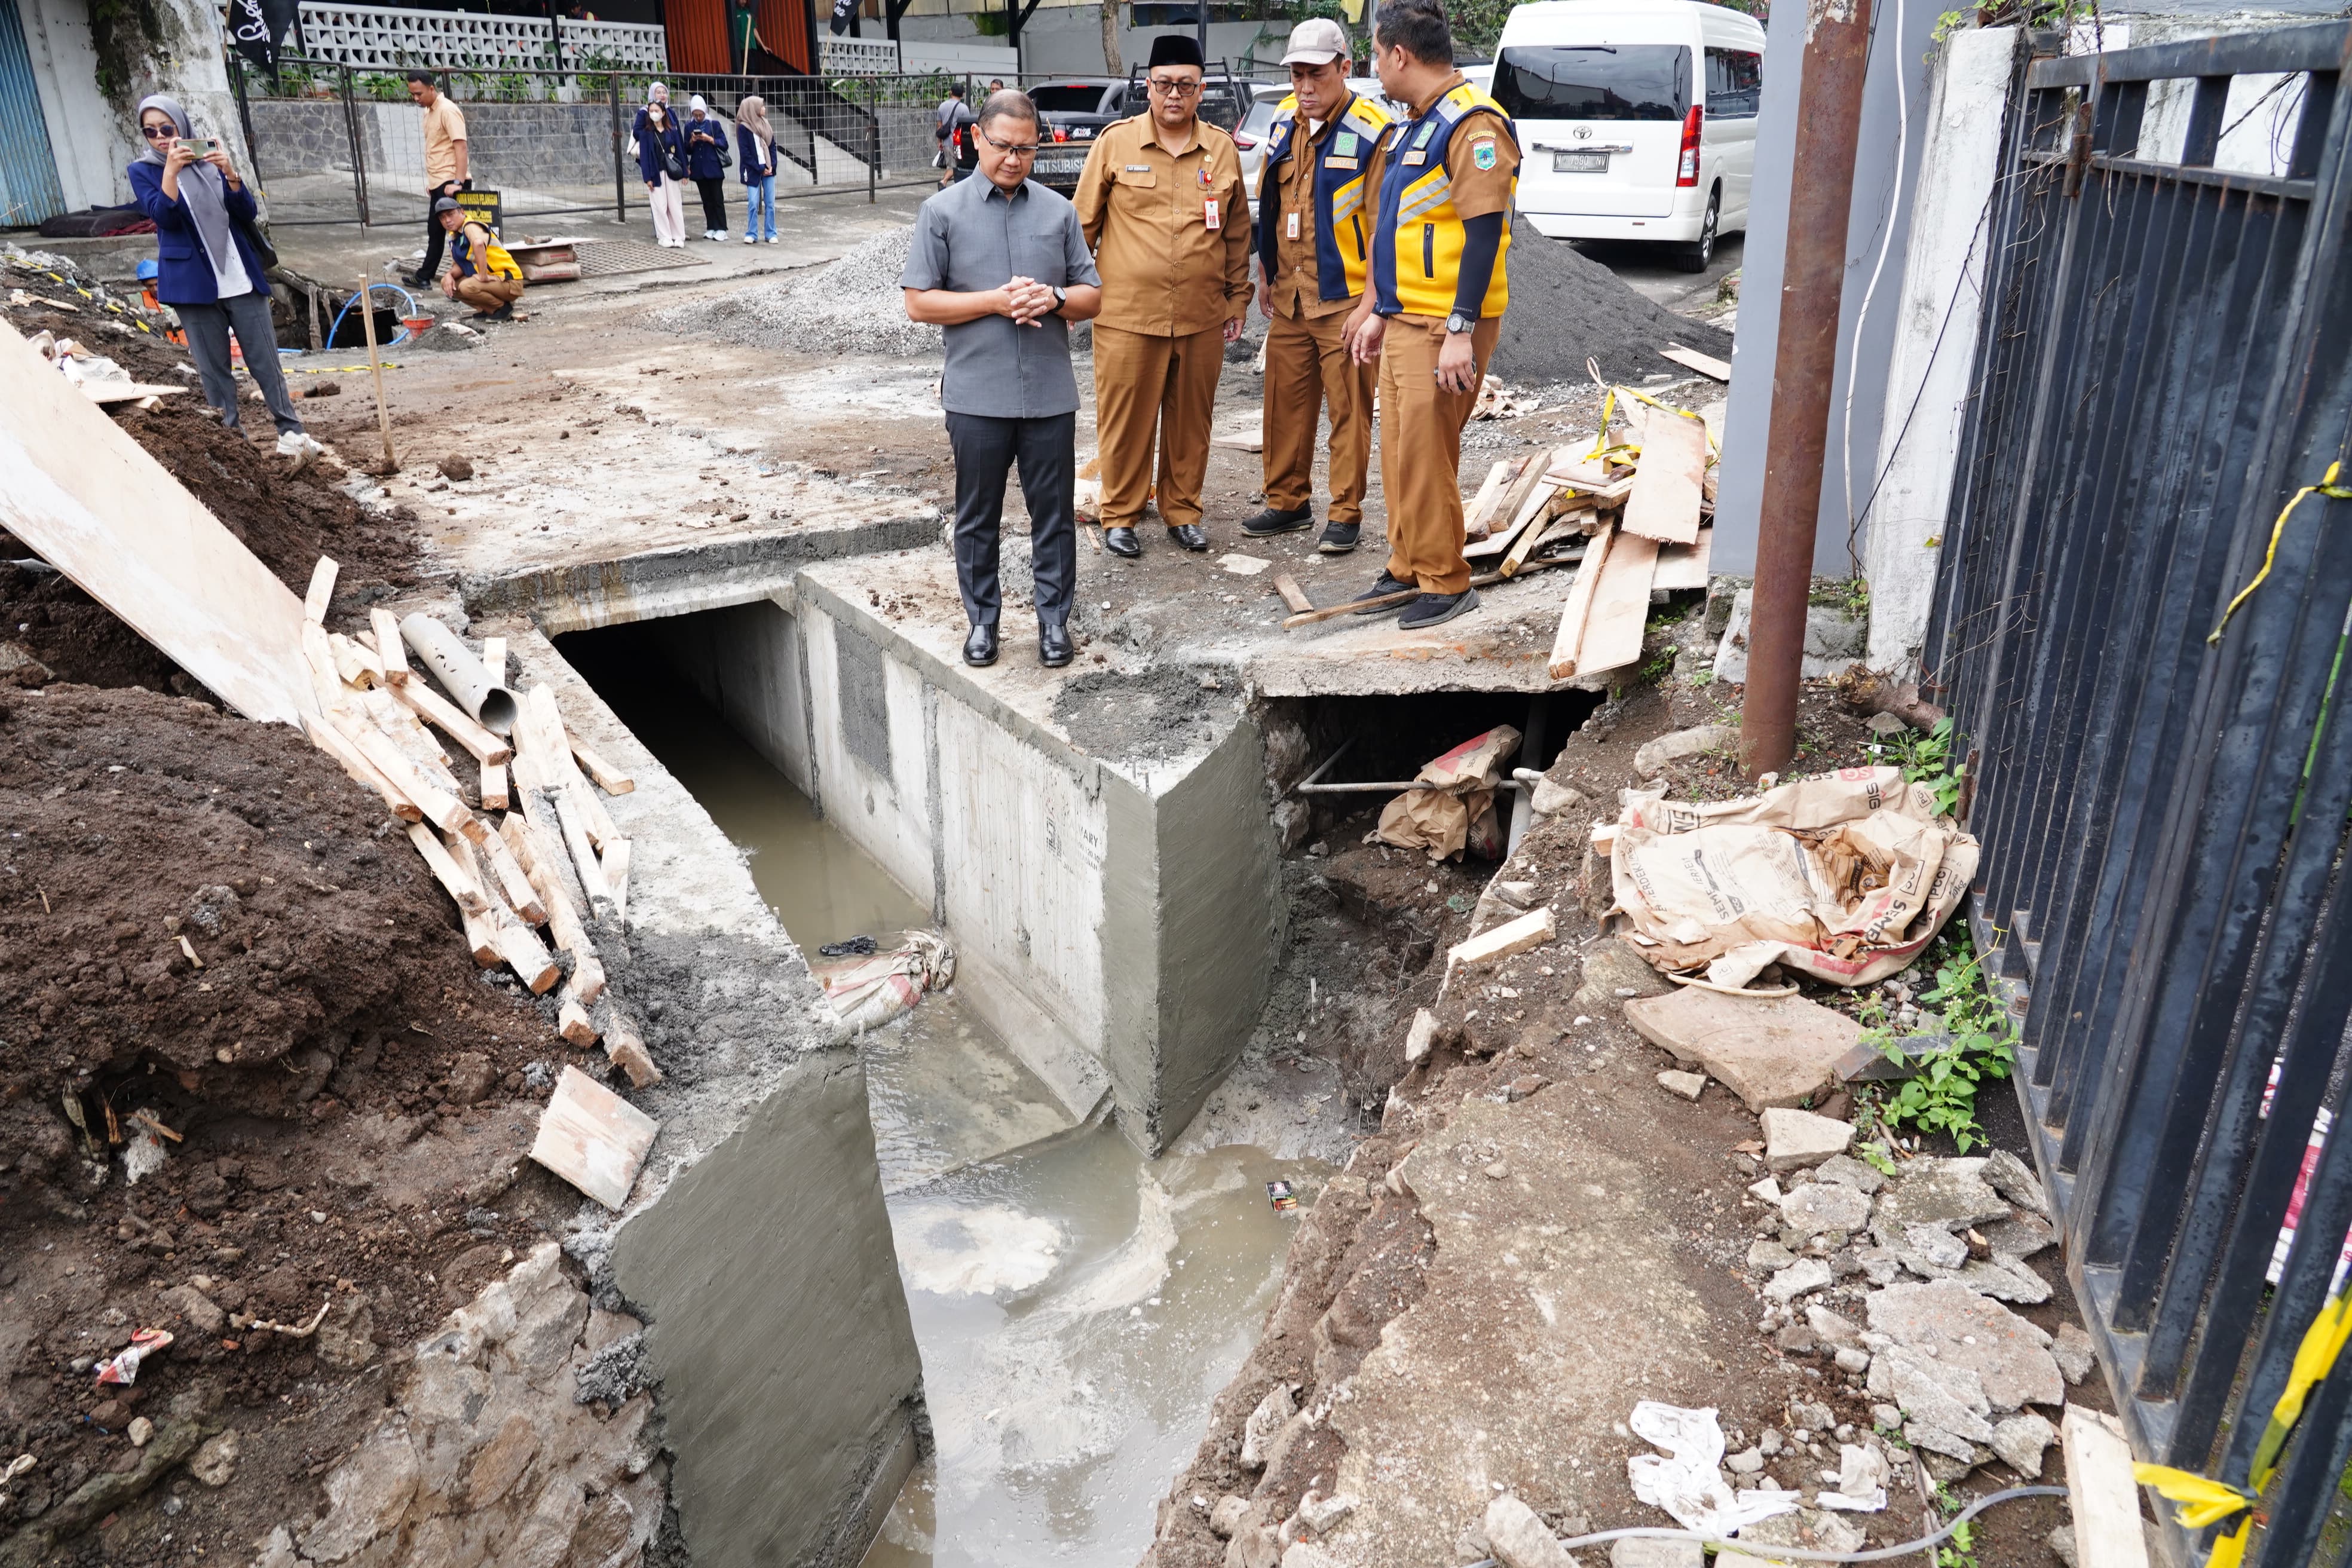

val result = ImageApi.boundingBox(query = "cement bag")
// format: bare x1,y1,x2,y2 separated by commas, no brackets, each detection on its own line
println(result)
812,929,956,1034
1609,765,1977,987
1373,725,1521,862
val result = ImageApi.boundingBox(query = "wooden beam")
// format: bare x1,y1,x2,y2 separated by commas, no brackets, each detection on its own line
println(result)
459,906,503,966
529,1064,658,1210
2060,1407,2149,1568
491,909,561,993
1572,532,1662,676
1462,457,1515,538
480,635,507,688
326,630,382,690
568,731,634,795
503,811,599,990
592,1004,663,1089
1652,528,1714,591
1484,452,1552,543
1269,572,1314,614
480,759,509,811
302,713,421,821
601,838,632,923
1547,522,1616,678
1619,408,1707,545
303,557,338,623
390,675,513,765
369,607,411,684
1661,345,1732,381
405,821,490,913
328,710,472,835
476,828,548,924
558,991,598,1048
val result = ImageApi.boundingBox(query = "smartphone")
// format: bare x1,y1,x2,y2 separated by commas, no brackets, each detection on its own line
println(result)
176,137,220,158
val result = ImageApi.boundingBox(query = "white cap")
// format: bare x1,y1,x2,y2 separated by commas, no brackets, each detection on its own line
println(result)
1280,17,1349,66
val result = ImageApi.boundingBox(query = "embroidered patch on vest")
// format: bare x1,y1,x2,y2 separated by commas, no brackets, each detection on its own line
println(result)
1336,130,1359,155
1471,138,1497,170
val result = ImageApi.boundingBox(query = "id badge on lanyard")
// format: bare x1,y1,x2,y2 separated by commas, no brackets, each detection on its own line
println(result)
1204,197,1221,230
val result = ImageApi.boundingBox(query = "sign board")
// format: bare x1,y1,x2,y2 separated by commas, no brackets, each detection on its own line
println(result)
455,188,503,238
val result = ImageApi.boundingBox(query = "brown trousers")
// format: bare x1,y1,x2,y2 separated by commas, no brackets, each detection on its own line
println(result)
1261,302,1375,524
1092,321,1224,531
455,274,524,311
1378,312,1501,596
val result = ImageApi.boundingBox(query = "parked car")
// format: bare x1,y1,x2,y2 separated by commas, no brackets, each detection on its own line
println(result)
1023,71,1257,192
1493,0,1764,271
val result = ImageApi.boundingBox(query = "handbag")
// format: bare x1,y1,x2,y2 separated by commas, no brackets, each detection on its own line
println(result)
662,139,687,181
236,212,278,271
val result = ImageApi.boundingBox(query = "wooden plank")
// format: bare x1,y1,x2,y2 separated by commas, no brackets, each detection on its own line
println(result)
601,838,632,923
2060,1407,2149,1568
558,992,599,1048
1661,345,1732,381
405,821,489,914
569,732,635,795
329,710,471,835
1282,559,1575,632
491,909,561,993
1573,532,1662,676
303,557,338,624
459,906,502,966
592,1007,663,1088
369,607,411,684
365,687,457,778
298,622,353,719
1503,512,1584,578
79,381,188,405
1546,522,1616,678
525,686,621,849
1211,418,1263,451
480,759,510,811
1619,408,1708,546
476,828,549,924
1652,528,1714,591
303,713,421,821
326,630,382,690
1464,502,1541,561
1461,457,1515,538
391,675,513,765
480,635,507,688
1483,452,1552,543
503,814,597,966
529,1064,658,1210
1269,572,1313,614
1448,905,1558,969
0,321,313,724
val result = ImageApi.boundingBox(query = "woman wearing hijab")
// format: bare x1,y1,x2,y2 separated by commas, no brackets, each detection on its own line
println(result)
735,95,778,244
632,84,688,247
127,96,322,463
684,95,730,241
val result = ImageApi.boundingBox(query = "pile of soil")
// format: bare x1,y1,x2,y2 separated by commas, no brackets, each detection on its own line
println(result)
0,684,573,1555
1489,227,1735,385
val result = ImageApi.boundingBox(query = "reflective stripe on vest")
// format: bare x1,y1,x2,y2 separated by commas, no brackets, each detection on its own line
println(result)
1370,82,1514,320
1264,91,1392,304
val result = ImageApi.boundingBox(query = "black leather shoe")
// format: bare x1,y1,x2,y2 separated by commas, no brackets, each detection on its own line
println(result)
1104,526,1142,559
1241,505,1313,538
1038,620,1073,667
963,623,999,666
403,271,433,289
1352,570,1416,614
1397,588,1480,630
1167,522,1209,552
1317,521,1360,554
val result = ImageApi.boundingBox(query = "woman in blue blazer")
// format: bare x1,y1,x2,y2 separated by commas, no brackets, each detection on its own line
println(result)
736,96,778,244
684,95,730,241
128,94,321,463
631,84,689,247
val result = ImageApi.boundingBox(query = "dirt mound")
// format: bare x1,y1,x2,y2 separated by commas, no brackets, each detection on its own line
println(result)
1489,227,1735,386
653,225,944,358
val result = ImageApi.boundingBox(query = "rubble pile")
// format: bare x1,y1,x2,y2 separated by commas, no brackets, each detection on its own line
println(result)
651,226,943,357
1486,233,1735,387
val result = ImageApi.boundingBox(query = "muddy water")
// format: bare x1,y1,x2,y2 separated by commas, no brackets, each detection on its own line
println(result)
568,636,1327,1566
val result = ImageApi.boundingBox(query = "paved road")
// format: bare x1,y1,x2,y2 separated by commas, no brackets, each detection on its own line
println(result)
1570,231,1745,314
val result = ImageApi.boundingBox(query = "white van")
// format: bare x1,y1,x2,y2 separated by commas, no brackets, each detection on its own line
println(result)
1493,0,1765,271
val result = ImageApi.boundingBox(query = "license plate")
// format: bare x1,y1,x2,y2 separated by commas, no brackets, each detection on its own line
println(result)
1036,157,1086,175
1553,149,1609,173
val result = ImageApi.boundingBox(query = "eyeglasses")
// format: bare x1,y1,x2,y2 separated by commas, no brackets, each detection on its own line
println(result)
1147,77,1202,97
140,124,177,139
978,127,1039,157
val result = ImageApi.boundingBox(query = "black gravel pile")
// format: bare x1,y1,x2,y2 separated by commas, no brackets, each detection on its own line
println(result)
1488,225,1735,386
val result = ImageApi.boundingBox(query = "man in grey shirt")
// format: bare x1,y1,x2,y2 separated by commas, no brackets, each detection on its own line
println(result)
903,90,1102,669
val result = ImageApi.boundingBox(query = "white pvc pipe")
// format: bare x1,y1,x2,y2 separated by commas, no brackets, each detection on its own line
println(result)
399,614,519,736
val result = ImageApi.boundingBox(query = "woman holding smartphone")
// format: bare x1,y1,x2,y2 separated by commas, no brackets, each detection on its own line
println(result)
127,95,321,463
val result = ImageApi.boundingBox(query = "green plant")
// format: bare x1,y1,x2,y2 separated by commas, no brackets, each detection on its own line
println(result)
361,72,407,100
1871,929,2014,1152
1875,716,1966,818
1937,1517,1978,1568
90,0,161,102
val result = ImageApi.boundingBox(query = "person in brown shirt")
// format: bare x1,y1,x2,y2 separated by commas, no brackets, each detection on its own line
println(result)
1243,19,1393,556
1072,33,1251,558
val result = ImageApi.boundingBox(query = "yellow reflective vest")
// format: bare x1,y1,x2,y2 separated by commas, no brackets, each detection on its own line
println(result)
1257,90,1395,303
1370,82,1514,319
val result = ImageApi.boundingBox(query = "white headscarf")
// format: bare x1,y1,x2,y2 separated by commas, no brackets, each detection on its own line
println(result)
136,94,249,300
688,94,709,115
647,81,667,102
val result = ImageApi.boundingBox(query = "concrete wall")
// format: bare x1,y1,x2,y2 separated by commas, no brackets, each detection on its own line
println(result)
648,598,811,792
19,0,124,211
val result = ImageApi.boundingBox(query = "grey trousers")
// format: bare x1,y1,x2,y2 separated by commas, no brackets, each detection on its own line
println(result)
944,410,1076,627
179,288,304,437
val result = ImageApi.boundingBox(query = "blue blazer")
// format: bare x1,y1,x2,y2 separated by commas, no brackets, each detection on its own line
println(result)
736,122,777,182
127,160,268,307
632,109,687,183
683,115,728,180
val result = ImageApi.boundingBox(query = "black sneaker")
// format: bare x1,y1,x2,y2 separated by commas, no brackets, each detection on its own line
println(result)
1397,589,1480,630
1317,520,1360,554
1352,571,1415,614
1240,504,1313,538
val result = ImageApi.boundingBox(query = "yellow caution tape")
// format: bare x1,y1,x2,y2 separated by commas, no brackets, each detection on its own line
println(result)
2133,1467,2252,1530
2209,461,2351,644
1586,382,1719,467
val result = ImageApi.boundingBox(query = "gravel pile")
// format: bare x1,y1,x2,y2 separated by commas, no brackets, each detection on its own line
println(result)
654,225,942,357
1487,226,1735,386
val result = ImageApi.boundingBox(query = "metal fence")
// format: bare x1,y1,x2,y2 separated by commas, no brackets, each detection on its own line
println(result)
1922,20,2352,1564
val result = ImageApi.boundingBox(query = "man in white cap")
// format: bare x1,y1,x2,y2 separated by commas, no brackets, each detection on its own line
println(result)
1242,17,1392,555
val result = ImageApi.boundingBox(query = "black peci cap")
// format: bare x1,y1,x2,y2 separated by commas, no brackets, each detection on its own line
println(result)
1146,33,1203,69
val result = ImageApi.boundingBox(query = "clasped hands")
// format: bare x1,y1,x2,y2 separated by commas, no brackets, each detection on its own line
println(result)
996,275,1059,327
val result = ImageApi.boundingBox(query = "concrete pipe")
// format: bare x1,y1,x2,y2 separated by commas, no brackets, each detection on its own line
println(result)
400,614,520,735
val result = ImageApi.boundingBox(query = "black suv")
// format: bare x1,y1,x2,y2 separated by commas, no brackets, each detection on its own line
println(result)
1023,71,1255,192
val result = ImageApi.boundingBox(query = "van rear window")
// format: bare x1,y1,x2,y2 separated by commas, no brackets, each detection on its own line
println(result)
1492,45,1690,121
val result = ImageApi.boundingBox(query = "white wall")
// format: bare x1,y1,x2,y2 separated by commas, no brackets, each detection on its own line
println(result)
20,0,126,210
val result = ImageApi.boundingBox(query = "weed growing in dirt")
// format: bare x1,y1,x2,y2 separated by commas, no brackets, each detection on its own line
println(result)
1876,716,1967,818
1869,927,2016,1153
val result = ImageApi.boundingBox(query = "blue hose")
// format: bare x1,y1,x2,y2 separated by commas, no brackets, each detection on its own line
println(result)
324,281,422,352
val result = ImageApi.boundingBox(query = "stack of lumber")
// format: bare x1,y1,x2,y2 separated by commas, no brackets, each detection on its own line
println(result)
290,558,660,1089
1542,393,1717,681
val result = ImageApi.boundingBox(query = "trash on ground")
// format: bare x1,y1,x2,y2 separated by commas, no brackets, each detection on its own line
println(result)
1816,1443,1888,1511
1625,1399,1802,1536
1266,1180,1298,1212
1373,725,1521,862
818,934,878,957
1610,766,1977,987
814,929,956,1034
94,1328,174,1385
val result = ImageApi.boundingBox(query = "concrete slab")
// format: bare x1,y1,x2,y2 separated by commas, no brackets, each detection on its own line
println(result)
1621,989,1862,1113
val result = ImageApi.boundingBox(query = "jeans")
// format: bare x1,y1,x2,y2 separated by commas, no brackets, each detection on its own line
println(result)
944,410,1076,627
694,175,728,233
179,288,304,437
744,175,776,239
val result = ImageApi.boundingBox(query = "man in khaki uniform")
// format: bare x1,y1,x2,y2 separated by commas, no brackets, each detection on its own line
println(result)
1073,34,1251,558
1244,19,1392,556
1346,0,1521,630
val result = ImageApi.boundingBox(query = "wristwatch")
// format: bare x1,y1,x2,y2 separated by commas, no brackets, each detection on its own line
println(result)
1446,311,1476,335
1052,285,1068,314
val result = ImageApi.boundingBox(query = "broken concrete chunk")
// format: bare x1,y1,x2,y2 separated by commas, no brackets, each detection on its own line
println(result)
1855,1247,1902,1286
1982,1212,2055,1266
1530,778,1588,818
1981,1149,2049,1216
1954,1258,2053,1304
1450,906,1557,970
1747,1175,1784,1205
2051,1323,2096,1385
1835,1348,1872,1374
1633,724,1738,779
1725,1446,1765,1475
1765,1258,1834,1304
1747,1239,1797,1273
1780,1181,1872,1240
1210,1495,1251,1538
1281,1543,1342,1568
1904,1419,1987,1465
1739,1507,1866,1558
1575,938,1673,1014
1494,880,1539,910
189,1428,240,1487
1622,990,1861,1113
1990,1411,2056,1478
1869,1159,2012,1244
1484,1494,1576,1568
1239,1383,1298,1469
1805,1305,1861,1347
160,1283,226,1336
1298,1492,1358,1533
1875,1348,1996,1446
1405,1007,1439,1065
1791,1400,1835,1433
1762,1108,1854,1172
1657,1070,1706,1101
1815,1153,1886,1195
1898,1223,1969,1272
1866,1281,2064,1412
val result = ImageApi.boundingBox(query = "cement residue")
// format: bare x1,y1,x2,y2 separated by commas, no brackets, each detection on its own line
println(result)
1489,229,1736,386
1050,665,1237,762
651,226,943,358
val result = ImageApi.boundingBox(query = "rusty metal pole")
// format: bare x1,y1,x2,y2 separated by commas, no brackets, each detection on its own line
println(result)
1739,0,1878,779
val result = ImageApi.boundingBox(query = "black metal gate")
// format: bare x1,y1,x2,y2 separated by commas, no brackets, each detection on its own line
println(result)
1922,20,2352,1563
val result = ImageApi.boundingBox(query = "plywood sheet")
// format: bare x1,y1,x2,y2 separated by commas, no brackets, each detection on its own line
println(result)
1546,522,1615,679
1573,532,1661,676
1652,528,1714,590
1661,345,1732,381
1619,408,1708,546
0,320,311,724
